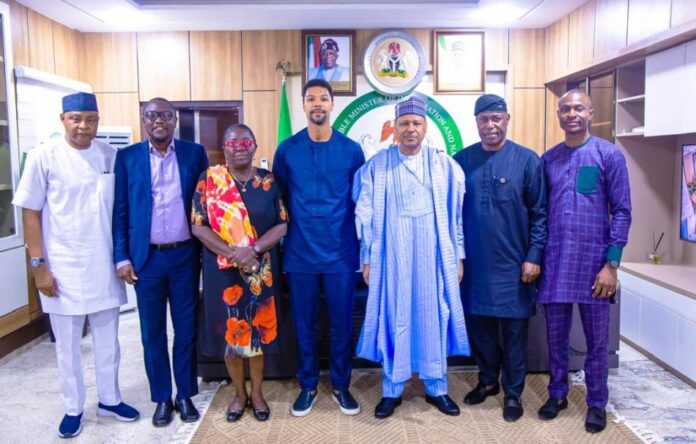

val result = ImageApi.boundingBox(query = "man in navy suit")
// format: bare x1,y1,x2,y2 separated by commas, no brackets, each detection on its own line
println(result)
113,97,208,427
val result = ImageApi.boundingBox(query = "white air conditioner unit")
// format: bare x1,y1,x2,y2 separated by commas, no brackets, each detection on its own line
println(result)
96,125,133,150
96,125,137,312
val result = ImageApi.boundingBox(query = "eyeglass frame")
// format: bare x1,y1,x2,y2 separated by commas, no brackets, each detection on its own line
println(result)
143,110,176,122
224,138,256,151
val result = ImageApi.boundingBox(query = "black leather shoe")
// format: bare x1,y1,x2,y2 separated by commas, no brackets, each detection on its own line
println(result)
464,382,500,405
537,397,568,420
152,400,174,427
585,407,607,433
502,395,524,422
374,397,402,419
425,394,460,416
175,398,200,423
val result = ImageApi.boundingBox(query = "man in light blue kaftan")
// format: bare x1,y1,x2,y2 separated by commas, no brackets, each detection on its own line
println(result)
353,95,470,419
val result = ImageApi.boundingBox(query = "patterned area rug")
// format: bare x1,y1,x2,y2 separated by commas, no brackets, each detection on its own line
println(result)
190,371,642,443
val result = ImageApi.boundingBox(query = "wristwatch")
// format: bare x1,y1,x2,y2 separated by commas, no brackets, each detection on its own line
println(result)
30,257,46,269
607,260,619,269
253,245,262,255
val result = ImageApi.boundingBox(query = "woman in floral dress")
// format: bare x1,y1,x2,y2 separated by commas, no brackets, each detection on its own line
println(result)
192,124,287,422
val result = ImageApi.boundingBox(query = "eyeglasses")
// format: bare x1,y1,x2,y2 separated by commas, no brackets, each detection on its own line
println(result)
143,111,175,122
224,138,255,151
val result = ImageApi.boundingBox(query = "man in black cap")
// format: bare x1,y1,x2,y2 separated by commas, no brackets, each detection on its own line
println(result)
454,94,547,422
308,38,350,82
13,92,140,438
354,95,469,419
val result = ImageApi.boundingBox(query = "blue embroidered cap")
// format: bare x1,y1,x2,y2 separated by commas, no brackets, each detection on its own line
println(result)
395,95,427,120
62,92,98,113
474,94,507,115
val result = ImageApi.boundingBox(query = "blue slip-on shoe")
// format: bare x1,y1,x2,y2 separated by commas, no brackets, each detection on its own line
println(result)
97,402,140,422
332,389,360,415
58,413,84,439
290,390,318,417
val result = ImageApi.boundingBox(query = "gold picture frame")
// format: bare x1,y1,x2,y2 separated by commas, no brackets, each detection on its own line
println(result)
302,30,356,96
433,30,485,94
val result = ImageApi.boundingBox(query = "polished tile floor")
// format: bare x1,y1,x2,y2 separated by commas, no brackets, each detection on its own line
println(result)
0,310,694,443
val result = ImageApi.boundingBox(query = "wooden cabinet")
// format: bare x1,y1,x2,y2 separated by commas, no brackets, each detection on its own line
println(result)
567,0,595,70
627,0,671,45
593,0,628,58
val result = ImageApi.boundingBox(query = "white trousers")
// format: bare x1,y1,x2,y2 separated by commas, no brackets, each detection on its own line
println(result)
49,308,122,415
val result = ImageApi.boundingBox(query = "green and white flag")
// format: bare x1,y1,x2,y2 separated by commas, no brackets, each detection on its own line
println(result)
277,79,292,144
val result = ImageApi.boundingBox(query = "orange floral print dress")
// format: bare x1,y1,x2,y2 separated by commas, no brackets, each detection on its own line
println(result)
192,166,288,358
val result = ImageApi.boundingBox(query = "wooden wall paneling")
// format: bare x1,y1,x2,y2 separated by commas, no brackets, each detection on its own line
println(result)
627,0,671,45
52,23,80,80
8,0,29,67
409,28,432,72
355,29,377,74
594,0,628,58
137,32,190,101
274,30,302,77
137,31,190,100
543,17,568,82
26,9,54,73
485,28,509,71
242,31,278,91
671,0,696,28
545,82,566,149
190,31,242,101
568,0,595,70
80,33,138,93
510,29,545,87
95,92,141,142
243,91,277,167
511,88,545,155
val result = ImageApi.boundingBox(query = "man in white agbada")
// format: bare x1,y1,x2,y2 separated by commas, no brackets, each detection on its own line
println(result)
353,95,470,419
12,92,139,438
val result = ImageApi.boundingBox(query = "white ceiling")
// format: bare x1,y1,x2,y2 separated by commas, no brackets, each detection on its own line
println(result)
16,0,589,32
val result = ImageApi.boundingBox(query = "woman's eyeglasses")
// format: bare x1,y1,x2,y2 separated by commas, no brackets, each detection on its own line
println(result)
143,111,175,122
224,138,256,151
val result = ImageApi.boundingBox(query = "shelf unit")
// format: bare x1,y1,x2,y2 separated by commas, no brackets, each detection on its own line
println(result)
615,61,645,137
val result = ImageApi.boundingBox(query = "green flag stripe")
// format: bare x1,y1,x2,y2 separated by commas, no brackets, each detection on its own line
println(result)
277,80,292,144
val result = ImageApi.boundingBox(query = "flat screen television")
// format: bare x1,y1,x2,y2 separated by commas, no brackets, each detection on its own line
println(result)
681,144,696,243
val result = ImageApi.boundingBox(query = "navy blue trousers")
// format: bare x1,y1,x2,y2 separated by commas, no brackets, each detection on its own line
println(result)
287,272,355,392
466,314,529,397
134,244,198,403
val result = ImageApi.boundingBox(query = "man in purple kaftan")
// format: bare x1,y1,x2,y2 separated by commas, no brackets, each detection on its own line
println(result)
538,90,631,434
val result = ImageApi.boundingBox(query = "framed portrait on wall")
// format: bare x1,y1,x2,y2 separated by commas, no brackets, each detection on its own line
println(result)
302,30,356,96
433,30,485,94
681,144,696,243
